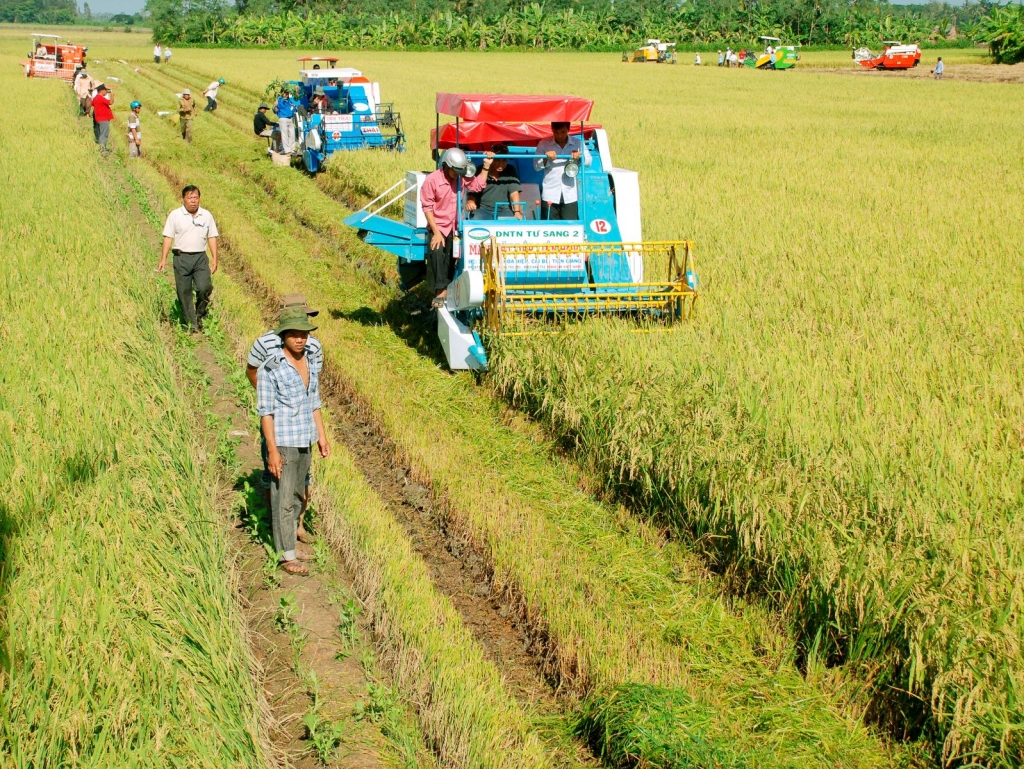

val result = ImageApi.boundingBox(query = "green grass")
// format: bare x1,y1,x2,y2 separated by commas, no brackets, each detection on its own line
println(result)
0,58,266,766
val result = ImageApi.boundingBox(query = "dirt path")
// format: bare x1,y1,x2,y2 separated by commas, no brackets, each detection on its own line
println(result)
808,62,1024,83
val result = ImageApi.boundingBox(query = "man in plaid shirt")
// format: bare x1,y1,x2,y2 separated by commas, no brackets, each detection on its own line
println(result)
257,308,330,575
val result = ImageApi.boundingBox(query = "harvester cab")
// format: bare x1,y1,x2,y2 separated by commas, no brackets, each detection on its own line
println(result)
344,93,698,371
745,37,799,69
283,57,405,173
23,34,86,81
855,41,921,70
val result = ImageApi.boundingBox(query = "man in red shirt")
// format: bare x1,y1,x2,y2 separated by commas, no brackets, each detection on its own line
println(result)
420,148,487,308
91,83,114,155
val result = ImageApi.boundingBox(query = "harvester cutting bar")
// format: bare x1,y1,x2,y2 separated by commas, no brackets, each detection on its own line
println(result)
482,240,698,333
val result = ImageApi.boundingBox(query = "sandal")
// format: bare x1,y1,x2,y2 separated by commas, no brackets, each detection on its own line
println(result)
296,543,315,562
280,559,309,576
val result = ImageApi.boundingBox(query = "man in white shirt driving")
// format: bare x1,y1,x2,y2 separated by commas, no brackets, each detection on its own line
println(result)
533,121,592,221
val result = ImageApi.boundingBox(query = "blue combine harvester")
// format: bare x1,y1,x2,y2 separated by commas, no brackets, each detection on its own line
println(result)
344,93,697,371
281,57,404,173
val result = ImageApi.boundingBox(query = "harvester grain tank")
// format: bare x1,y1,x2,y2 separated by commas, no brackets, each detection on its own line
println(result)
22,34,87,81
344,93,698,371
279,56,404,172
623,40,677,64
854,42,922,70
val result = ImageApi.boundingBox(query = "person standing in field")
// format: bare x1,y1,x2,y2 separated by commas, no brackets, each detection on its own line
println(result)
204,78,224,112
274,87,298,155
74,69,92,115
153,43,161,64
725,48,733,67
127,100,142,158
695,52,702,66
247,294,322,550
178,89,197,142
91,83,113,155
718,50,724,66
157,185,219,333
420,148,487,308
257,307,330,576
534,121,592,222
934,57,944,80
163,46,172,63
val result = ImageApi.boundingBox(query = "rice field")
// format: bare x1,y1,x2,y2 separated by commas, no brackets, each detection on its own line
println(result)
2,23,1022,769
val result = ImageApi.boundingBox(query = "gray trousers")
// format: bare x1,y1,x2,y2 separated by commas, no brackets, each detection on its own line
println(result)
94,120,110,150
271,446,312,561
172,250,213,331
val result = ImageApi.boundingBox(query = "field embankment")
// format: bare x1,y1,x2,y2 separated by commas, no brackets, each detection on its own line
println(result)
0,64,266,765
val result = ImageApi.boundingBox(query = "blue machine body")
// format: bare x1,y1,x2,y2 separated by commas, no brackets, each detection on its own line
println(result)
344,136,636,291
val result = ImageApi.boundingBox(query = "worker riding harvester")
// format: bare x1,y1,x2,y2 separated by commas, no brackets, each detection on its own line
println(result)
344,93,698,371
278,56,404,172
22,33,87,81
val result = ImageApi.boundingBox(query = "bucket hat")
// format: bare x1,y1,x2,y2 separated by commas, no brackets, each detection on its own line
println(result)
258,102,270,110
279,293,319,317
275,307,318,334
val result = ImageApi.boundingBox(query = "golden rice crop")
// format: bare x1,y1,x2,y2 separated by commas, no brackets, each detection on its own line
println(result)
161,48,1024,765
0,59,265,765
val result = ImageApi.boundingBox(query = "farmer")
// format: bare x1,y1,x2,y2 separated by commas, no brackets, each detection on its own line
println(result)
127,100,142,158
178,88,197,142
257,307,330,576
534,121,591,221
91,83,113,155
466,144,523,221
725,48,733,67
163,46,172,63
310,86,329,113
247,294,322,548
157,185,219,333
934,57,944,80
204,78,224,112
253,102,277,138
718,50,724,66
153,43,161,64
274,87,299,154
74,69,92,115
695,52,702,66
420,147,487,308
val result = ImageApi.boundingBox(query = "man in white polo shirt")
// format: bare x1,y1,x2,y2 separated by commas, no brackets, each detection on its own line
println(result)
533,121,592,221
157,185,220,333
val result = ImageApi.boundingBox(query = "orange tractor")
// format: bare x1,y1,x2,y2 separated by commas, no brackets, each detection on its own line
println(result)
22,33,87,81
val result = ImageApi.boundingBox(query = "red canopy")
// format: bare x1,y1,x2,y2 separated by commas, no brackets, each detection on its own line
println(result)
297,56,339,62
431,121,601,150
435,93,593,123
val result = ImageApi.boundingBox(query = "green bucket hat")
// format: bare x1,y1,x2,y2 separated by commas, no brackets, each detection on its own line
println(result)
275,307,318,334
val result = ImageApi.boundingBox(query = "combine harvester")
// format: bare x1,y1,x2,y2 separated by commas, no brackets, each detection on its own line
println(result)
622,39,677,64
854,42,922,70
278,56,405,172
744,37,800,69
345,93,698,371
21,33,87,81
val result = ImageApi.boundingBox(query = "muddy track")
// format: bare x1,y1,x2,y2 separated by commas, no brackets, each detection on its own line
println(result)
130,66,598,763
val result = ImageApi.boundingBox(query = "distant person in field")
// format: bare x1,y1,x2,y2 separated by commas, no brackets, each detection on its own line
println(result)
420,148,487,308
91,83,113,155
177,88,197,142
254,102,277,139
718,50,724,66
163,46,172,63
695,52,702,66
153,43,161,64
934,57,944,80
534,121,591,221
204,78,224,112
157,185,219,334
257,307,330,577
74,69,92,115
466,144,523,221
247,294,322,550
725,48,733,67
127,100,142,158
